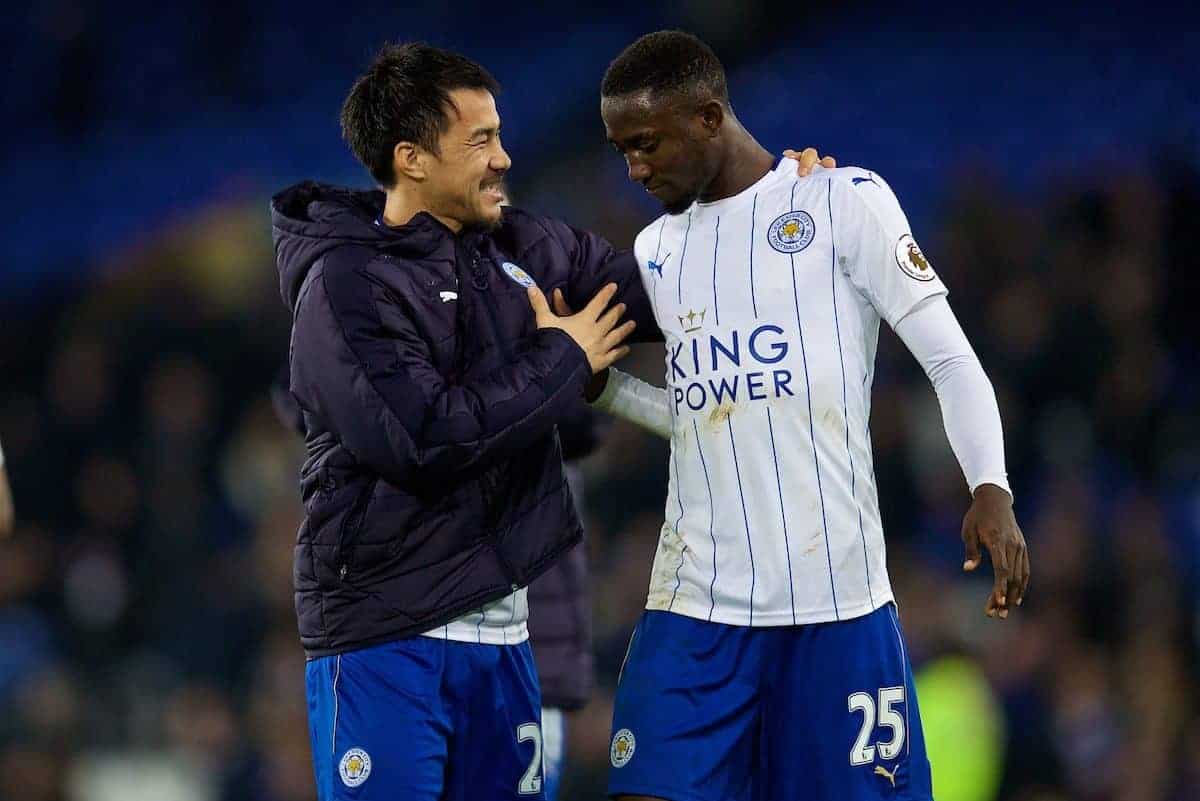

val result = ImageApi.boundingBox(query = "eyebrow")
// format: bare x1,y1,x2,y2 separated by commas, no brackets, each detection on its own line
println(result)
469,125,500,139
609,129,655,148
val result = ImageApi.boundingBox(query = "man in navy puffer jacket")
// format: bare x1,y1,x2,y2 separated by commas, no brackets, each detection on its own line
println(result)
276,43,655,801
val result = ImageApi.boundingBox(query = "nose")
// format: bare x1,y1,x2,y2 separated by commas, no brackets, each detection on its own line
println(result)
627,159,651,184
492,142,512,173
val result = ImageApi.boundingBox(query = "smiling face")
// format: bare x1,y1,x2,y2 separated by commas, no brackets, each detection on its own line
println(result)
601,90,722,215
418,88,511,230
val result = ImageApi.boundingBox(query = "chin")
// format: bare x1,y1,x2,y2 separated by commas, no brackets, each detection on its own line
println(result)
465,206,504,232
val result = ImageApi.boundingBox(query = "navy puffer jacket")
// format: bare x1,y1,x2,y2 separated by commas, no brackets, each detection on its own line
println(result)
272,182,658,657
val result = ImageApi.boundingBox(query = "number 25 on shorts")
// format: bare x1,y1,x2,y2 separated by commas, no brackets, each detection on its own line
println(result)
847,687,906,765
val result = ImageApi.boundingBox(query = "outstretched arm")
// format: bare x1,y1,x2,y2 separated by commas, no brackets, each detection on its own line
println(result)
548,288,672,439
589,368,673,440
894,296,1029,618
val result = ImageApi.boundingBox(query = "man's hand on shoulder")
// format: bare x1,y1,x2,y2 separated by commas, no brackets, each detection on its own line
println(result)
961,483,1029,619
783,147,837,177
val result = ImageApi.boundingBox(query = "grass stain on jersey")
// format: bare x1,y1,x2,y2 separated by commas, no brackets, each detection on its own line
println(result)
708,403,735,428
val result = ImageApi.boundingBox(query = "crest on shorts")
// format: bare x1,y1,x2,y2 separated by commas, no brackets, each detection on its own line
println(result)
339,748,372,787
767,210,816,254
894,234,935,282
501,261,537,288
610,728,637,768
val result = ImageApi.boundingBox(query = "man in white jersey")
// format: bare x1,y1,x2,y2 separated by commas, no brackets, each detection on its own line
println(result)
578,31,1029,801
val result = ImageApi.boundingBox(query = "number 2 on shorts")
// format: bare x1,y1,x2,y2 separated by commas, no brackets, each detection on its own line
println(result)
848,687,906,765
517,722,543,795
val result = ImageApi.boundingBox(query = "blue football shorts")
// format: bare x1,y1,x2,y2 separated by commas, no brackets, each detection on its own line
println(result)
607,603,933,801
306,637,547,800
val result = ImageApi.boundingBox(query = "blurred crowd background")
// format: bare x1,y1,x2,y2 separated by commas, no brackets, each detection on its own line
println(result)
1,2,1198,800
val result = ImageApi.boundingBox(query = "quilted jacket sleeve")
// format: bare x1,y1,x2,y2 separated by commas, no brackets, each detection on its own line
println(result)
540,218,664,343
290,253,590,487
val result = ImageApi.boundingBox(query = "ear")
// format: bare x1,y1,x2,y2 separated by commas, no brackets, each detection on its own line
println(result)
697,99,726,137
392,141,428,181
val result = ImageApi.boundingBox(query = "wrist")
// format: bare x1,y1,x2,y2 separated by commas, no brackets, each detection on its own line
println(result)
972,482,1012,504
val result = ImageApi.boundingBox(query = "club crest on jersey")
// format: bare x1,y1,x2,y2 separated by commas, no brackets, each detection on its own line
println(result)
610,728,636,768
501,261,537,288
339,748,372,787
767,210,816,253
894,234,935,282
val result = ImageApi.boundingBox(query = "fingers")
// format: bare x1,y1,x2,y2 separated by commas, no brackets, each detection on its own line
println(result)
594,345,632,371
1019,538,1030,605
783,147,835,176
552,287,574,316
785,147,821,176
962,524,981,572
582,283,619,319
602,319,637,351
527,285,551,320
1004,543,1022,619
597,302,628,333
987,541,1010,619
799,147,820,171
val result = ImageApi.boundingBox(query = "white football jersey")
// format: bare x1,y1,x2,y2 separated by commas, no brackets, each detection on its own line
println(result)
420,588,529,645
634,161,947,626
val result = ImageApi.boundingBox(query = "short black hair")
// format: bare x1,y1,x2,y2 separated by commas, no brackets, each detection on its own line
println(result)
601,30,728,105
340,42,500,186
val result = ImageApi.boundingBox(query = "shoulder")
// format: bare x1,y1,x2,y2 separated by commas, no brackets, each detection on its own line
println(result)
633,213,672,261
818,166,909,234
496,206,569,257
302,244,403,323
821,166,901,203
319,242,388,278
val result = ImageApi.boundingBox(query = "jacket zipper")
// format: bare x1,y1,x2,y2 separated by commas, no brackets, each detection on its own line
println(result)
471,252,515,362
463,246,519,590
337,479,376,581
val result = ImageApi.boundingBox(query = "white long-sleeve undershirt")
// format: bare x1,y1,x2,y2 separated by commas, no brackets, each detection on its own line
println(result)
593,295,1010,498
591,367,673,440
893,295,1010,497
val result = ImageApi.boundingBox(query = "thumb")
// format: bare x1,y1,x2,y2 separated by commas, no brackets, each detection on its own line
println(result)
527,285,550,319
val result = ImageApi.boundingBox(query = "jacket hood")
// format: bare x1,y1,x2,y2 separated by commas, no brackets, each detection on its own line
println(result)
271,181,456,310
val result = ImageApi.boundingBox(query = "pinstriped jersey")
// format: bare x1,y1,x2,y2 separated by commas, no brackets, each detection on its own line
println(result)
634,161,947,626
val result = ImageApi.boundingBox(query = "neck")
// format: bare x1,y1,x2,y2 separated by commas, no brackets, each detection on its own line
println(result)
698,120,775,203
382,185,462,233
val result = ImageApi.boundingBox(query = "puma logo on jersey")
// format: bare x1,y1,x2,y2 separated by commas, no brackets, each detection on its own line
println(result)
440,291,458,303
648,252,671,277
874,764,898,787
852,175,879,187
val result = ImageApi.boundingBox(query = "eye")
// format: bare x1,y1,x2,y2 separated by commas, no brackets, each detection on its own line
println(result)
638,139,658,154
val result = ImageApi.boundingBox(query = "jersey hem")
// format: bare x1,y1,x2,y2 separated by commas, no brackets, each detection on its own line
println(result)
646,591,895,627
417,622,529,645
